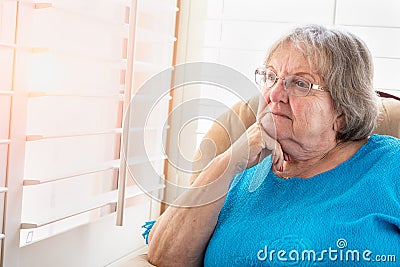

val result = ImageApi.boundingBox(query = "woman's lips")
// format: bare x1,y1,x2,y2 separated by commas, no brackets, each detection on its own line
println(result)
271,112,291,120
257,110,292,124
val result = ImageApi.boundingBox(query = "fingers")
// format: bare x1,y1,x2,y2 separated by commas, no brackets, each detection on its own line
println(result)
283,152,291,162
257,123,283,170
240,122,289,173
271,142,284,172
230,123,266,169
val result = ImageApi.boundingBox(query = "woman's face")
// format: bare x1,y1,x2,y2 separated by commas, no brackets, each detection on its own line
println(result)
259,43,343,160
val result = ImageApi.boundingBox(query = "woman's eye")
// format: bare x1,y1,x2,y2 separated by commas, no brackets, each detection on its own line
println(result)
295,79,309,88
267,74,275,81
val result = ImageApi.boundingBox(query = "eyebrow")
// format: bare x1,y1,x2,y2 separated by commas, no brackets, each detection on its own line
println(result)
294,72,315,80
265,65,316,81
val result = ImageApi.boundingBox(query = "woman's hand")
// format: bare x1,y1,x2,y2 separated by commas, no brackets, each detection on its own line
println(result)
147,108,285,267
229,119,284,172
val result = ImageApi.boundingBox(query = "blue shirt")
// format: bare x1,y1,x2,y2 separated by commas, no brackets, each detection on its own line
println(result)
204,134,400,266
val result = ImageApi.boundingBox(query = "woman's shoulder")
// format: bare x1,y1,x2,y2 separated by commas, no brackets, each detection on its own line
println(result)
365,134,400,181
365,134,400,156
370,134,400,145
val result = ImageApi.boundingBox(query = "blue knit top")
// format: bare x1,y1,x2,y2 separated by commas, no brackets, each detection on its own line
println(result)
204,134,400,266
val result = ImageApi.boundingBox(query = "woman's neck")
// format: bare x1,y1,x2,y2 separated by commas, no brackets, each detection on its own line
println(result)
275,138,368,179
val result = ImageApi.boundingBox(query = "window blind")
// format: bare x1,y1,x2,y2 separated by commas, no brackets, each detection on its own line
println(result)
0,0,17,258
1,0,177,265
18,0,131,247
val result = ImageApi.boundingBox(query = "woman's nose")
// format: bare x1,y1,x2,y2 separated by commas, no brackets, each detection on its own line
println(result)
269,78,289,103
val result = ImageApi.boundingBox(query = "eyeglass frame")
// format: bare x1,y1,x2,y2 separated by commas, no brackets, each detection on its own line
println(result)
254,67,327,97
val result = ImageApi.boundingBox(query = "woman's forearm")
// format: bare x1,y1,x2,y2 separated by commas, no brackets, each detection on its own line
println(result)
147,121,283,267
147,148,241,267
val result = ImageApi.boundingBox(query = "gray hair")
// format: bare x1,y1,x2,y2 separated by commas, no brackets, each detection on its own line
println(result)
264,24,380,141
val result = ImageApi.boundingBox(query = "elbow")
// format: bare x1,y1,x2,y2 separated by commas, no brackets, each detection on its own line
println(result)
146,231,172,267
146,246,161,266
147,243,177,267
146,228,162,266
147,239,202,267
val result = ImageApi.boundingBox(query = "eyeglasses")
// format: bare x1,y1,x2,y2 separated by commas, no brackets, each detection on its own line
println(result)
254,67,326,97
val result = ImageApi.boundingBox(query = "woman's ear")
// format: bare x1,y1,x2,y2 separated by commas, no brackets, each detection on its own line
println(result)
333,113,345,132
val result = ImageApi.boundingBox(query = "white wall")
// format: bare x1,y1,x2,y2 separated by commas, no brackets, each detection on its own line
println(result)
203,0,400,94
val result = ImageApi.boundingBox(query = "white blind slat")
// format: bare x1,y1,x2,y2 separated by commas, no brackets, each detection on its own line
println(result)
28,91,124,99
20,205,114,246
0,42,16,48
33,3,52,9
0,90,14,96
0,187,8,193
25,127,169,143
0,139,11,145
31,1,126,25
20,183,164,229
26,128,122,141
31,47,127,65
23,159,120,185
20,203,112,229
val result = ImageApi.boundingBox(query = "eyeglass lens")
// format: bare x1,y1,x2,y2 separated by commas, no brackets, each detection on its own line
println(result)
255,68,312,96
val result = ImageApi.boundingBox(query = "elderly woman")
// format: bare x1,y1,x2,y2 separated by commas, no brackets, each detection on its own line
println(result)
146,25,400,266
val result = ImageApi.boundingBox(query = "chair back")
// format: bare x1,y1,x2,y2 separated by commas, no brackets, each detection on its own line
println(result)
191,93,400,184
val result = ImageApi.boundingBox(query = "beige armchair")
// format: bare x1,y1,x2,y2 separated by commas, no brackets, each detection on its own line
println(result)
122,92,400,266
190,93,400,184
